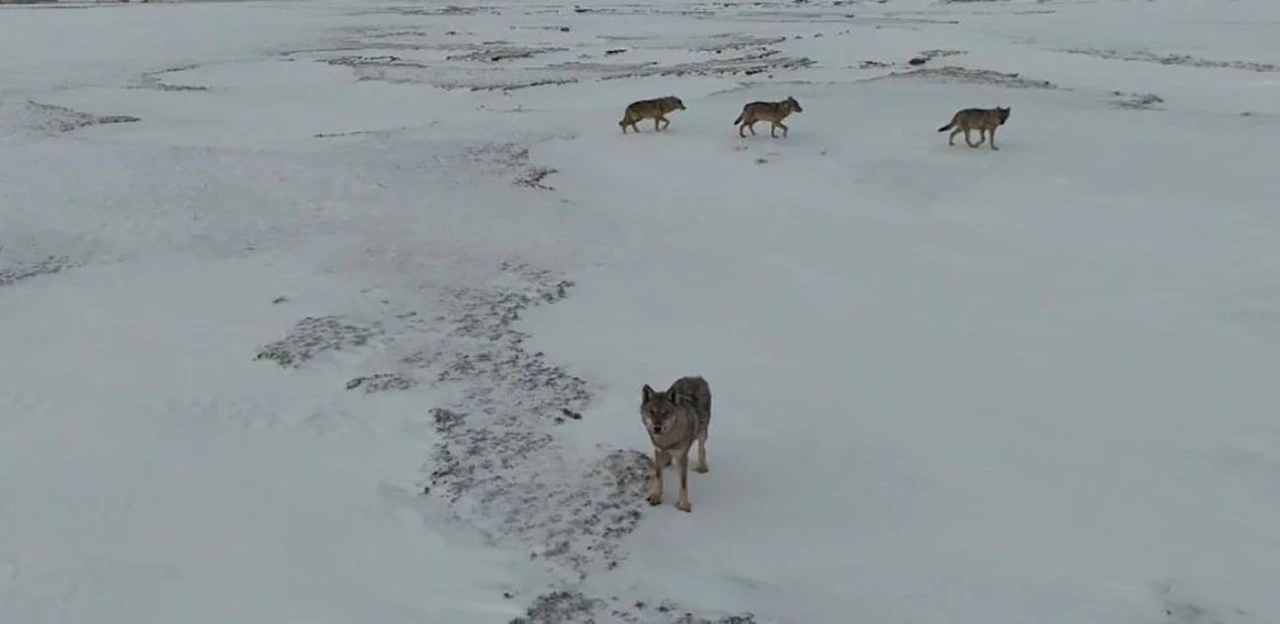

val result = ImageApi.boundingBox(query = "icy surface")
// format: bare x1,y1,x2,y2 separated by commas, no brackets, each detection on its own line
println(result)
2,0,1279,623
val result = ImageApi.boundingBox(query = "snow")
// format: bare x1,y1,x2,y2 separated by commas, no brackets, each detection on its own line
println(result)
2,0,1278,623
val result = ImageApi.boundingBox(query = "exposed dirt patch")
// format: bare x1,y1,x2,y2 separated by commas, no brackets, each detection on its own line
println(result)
511,589,765,624
683,33,789,53
446,45,570,63
463,142,561,190
315,24,813,91
332,56,582,91
509,590,603,624
331,48,815,91
0,255,77,288
1112,91,1165,110
313,125,434,139
1058,47,1279,73
1156,580,1252,624
387,259,759,621
373,4,500,16
908,48,966,65
876,65,1058,89
345,372,418,393
506,589,762,624
516,166,558,191
416,262,655,576
133,64,210,92
23,101,140,134
254,316,379,369
582,50,816,81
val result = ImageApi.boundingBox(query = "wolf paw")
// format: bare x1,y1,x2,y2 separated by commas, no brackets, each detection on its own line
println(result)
694,464,709,474
647,492,663,506
675,499,692,513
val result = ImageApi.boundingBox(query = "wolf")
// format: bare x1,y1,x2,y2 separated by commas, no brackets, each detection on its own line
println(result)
619,96,686,134
639,376,712,513
937,106,1011,150
733,96,803,138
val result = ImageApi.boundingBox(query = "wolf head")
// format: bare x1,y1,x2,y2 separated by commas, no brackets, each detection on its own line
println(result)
666,96,687,111
785,96,803,113
996,106,1011,124
640,384,690,437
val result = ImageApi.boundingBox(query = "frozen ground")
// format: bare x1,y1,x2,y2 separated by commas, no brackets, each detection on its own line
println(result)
2,0,1279,622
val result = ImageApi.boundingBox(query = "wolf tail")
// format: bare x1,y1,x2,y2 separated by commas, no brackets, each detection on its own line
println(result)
732,113,743,125
937,121,954,132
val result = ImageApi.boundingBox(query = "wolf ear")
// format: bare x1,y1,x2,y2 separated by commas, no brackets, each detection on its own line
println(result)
642,384,655,402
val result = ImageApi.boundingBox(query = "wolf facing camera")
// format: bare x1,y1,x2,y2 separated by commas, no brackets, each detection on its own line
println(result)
639,376,712,513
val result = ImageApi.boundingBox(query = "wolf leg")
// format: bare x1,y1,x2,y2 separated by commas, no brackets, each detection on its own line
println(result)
694,428,709,473
648,449,667,505
675,450,692,512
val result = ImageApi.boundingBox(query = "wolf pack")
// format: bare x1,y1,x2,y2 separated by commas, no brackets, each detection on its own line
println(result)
633,98,1010,515
620,94,1012,149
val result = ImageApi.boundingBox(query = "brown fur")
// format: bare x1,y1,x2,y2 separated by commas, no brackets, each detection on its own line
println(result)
733,96,803,138
937,106,1011,150
639,376,712,513
619,96,686,134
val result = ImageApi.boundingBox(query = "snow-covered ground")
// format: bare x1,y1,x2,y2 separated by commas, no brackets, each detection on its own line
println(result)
2,0,1278,622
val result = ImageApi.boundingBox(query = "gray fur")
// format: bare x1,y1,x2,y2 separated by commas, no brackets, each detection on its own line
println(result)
667,375,711,439
639,375,712,512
